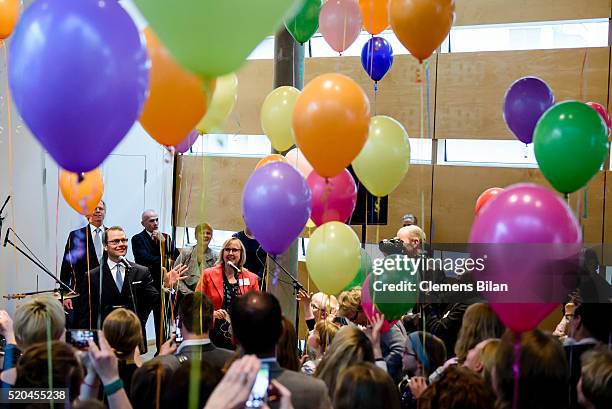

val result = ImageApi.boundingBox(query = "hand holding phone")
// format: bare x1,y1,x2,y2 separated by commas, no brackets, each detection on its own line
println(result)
245,363,269,408
66,329,98,350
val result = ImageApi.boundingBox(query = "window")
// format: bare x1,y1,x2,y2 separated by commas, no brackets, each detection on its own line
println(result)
439,139,538,168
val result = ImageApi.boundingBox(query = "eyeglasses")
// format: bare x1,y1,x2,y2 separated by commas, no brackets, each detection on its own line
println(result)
224,248,241,253
107,238,129,245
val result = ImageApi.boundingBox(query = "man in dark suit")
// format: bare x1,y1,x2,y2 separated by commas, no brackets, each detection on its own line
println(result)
231,292,332,409
77,226,158,351
157,292,233,373
131,209,179,352
60,200,106,328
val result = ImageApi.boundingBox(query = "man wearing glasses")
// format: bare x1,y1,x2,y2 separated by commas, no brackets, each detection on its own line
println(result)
77,226,159,351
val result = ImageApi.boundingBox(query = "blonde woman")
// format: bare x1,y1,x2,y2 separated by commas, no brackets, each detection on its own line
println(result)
174,223,219,294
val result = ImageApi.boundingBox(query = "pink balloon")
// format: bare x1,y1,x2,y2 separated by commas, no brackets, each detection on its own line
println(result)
470,183,581,333
307,169,357,226
319,0,363,53
586,101,611,136
489,303,558,334
361,275,392,333
174,129,198,154
285,147,314,177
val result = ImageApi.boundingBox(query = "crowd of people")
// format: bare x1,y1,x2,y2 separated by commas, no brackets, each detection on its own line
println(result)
0,206,609,408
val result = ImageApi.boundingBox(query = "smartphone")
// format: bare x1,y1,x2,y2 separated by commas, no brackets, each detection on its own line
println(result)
66,329,98,350
245,363,269,408
174,318,183,343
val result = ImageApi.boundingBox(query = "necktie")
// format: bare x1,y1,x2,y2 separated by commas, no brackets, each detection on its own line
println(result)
115,264,123,292
93,228,102,259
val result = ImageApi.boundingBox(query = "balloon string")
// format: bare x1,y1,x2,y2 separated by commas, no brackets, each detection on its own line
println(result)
374,197,380,245
342,9,347,56
374,82,378,115
579,48,588,101
2,40,18,273
55,170,60,276
512,333,522,409
175,155,185,247
425,60,432,139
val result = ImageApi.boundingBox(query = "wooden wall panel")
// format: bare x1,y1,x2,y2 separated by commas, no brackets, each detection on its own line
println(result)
455,0,611,26
431,166,605,244
227,55,436,139
435,48,610,139
174,155,259,231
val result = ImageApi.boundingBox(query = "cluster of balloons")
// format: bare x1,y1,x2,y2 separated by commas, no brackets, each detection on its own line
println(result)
504,77,610,194
470,183,582,332
59,169,105,216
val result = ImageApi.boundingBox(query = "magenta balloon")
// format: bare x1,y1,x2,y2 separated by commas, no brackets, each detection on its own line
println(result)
307,169,357,226
470,183,581,332
319,0,362,52
242,162,312,256
489,303,558,333
8,0,150,173
361,275,391,333
174,130,199,154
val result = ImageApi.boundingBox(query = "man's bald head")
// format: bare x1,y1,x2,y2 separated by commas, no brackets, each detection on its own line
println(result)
141,209,159,232
231,292,282,355
397,225,426,255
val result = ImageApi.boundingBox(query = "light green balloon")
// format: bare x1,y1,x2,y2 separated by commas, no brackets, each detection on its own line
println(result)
133,0,303,78
352,115,411,197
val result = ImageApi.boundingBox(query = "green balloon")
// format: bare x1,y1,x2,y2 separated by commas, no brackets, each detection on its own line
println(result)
284,0,322,44
343,248,372,291
369,255,418,321
133,0,302,78
534,101,609,194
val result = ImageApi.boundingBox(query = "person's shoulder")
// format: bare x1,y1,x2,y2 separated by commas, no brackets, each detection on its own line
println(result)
242,269,259,279
232,231,245,239
131,230,147,241
276,369,329,394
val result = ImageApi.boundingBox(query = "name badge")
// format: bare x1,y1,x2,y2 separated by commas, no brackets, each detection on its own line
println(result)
239,278,250,286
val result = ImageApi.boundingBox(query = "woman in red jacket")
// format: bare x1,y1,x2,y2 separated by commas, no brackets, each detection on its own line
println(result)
196,237,259,348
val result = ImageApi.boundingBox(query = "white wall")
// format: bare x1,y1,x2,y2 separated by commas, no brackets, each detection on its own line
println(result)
0,1,173,318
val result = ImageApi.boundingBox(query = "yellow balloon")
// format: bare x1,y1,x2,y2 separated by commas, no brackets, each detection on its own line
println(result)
306,221,361,295
352,116,411,197
196,73,238,133
261,86,300,151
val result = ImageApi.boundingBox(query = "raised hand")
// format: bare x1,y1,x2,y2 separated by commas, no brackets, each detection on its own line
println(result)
164,263,188,287
204,355,261,409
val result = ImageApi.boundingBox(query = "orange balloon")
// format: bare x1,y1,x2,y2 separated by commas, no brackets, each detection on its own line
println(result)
140,28,209,146
293,73,370,178
60,169,104,215
359,0,389,35
390,0,455,63
0,0,19,39
475,187,504,216
255,154,288,170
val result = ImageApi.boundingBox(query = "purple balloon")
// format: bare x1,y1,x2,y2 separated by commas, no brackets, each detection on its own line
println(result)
9,0,150,173
174,129,199,154
470,184,581,317
242,162,312,256
360,37,394,82
503,77,554,144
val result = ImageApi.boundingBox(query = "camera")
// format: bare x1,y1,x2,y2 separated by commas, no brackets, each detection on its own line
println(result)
379,237,406,255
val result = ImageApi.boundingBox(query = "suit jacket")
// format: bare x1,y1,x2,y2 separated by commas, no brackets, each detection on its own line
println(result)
131,229,178,289
174,246,218,294
268,361,332,409
60,225,105,292
156,341,234,373
77,257,158,338
195,265,260,310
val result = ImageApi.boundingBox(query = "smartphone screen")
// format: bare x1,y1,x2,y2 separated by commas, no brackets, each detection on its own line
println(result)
175,318,183,343
66,330,98,350
245,363,269,408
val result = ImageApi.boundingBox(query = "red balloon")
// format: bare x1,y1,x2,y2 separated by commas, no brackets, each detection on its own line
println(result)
474,187,504,216
306,169,357,226
361,275,392,333
586,101,611,136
